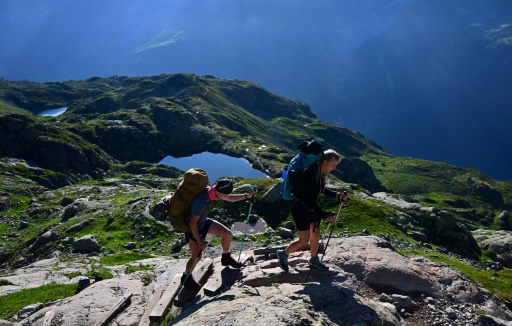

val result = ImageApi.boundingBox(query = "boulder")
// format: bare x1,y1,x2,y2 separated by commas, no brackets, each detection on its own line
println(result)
192,282,397,325
248,214,258,223
278,227,293,239
61,205,78,220
434,211,457,237
390,294,418,311
18,221,29,230
30,231,58,252
65,219,91,233
497,211,512,230
324,236,481,301
261,181,282,203
498,211,510,222
60,196,74,206
0,197,11,211
479,231,512,268
73,235,100,254
62,237,74,245
17,302,43,319
284,221,295,231
337,157,385,193
0,251,11,265
409,231,428,242
124,242,137,249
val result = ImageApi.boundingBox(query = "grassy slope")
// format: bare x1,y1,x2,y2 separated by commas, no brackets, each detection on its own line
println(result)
364,154,512,211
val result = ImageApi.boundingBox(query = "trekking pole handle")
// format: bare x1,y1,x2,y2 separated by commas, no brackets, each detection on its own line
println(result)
337,190,348,202
248,186,257,203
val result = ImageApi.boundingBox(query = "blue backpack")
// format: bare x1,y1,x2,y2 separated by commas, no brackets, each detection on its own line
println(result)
281,140,324,200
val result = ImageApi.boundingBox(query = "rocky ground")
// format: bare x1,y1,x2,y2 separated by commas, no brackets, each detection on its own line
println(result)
2,236,511,326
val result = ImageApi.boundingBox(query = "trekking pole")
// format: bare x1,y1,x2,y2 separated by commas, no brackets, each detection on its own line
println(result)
305,197,345,282
320,201,344,262
319,215,332,253
238,186,256,262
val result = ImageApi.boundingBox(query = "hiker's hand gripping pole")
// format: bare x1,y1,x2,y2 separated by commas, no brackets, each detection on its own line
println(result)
238,186,257,262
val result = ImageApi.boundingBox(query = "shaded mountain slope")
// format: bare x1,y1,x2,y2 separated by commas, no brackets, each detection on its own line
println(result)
1,74,386,176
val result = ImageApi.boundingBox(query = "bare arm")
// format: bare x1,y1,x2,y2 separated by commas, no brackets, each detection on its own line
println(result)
219,188,258,203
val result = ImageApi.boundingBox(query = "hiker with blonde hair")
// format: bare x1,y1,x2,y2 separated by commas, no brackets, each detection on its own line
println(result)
277,149,347,271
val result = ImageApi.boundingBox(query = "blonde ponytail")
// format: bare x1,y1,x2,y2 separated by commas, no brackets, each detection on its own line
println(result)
319,149,341,165
319,149,341,177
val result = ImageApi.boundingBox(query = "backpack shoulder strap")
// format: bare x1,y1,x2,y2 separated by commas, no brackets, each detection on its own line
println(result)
201,190,213,212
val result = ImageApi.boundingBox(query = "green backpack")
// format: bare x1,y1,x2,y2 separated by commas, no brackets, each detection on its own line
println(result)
168,168,210,233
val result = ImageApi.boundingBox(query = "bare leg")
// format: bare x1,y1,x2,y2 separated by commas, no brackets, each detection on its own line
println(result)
186,239,202,273
309,222,321,257
207,220,233,251
284,229,310,255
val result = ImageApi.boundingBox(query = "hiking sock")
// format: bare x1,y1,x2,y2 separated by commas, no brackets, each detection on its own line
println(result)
221,253,243,268
276,250,289,272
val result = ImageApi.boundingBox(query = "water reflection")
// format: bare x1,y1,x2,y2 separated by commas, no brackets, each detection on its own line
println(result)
160,152,267,183
37,107,67,117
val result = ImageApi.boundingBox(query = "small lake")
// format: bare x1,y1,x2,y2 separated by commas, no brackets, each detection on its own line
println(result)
37,107,67,117
160,152,267,183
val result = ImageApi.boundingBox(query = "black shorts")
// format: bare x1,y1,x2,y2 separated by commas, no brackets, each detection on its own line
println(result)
185,218,214,243
291,200,321,232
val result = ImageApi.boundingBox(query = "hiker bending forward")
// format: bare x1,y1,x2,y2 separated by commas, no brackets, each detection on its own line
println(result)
277,149,347,272
183,178,257,289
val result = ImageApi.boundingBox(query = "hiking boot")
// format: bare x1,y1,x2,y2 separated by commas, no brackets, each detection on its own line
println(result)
181,273,201,290
276,249,289,272
221,253,243,268
308,256,329,271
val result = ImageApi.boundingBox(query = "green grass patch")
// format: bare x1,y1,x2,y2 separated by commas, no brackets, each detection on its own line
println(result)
105,188,149,206
125,264,153,274
481,249,498,262
0,99,32,115
0,224,10,233
334,195,413,241
1,195,32,216
99,253,154,266
87,267,114,280
0,283,76,320
64,271,83,280
141,273,153,286
55,208,178,255
363,154,510,211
